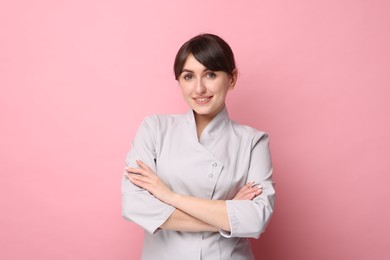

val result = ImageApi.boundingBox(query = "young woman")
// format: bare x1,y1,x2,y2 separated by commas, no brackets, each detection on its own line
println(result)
122,33,275,260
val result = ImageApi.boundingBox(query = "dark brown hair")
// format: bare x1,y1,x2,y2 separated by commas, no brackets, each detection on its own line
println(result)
173,34,236,80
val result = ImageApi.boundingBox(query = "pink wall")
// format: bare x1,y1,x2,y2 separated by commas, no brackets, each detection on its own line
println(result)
1,0,389,259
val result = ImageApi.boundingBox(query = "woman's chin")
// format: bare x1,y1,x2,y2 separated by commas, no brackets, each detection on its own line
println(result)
192,107,211,115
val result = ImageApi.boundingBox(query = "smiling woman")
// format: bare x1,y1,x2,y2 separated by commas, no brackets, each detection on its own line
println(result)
122,33,275,260
178,54,237,138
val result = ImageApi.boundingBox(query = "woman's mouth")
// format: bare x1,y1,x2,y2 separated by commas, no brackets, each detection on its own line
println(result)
193,96,212,104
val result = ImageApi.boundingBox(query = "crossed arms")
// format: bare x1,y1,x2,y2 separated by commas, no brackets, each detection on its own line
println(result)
124,160,263,233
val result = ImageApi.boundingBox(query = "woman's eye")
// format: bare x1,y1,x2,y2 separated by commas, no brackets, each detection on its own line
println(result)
205,72,216,79
183,74,193,80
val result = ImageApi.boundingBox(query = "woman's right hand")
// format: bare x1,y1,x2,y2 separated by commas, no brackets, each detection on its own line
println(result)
125,160,176,205
233,181,263,200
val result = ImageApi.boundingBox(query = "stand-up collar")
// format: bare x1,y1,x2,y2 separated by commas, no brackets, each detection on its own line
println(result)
186,106,230,145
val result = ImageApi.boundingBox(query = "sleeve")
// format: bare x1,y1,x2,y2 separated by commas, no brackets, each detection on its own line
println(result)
220,132,275,239
121,116,175,235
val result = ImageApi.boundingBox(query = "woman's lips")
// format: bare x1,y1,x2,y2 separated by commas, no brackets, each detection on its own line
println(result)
193,96,212,104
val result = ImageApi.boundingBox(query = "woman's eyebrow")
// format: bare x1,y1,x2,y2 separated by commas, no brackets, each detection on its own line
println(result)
181,68,209,73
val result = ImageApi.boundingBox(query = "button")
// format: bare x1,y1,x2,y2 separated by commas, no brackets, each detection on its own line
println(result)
208,173,213,178
212,162,217,167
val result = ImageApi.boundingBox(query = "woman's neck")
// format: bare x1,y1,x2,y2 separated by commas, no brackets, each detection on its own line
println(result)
194,108,221,140
195,115,211,140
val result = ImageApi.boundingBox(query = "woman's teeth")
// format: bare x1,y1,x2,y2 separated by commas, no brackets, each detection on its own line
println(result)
196,97,210,102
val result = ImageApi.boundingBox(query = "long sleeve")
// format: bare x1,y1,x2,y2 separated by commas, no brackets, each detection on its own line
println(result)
221,132,275,238
121,116,175,234
122,109,274,259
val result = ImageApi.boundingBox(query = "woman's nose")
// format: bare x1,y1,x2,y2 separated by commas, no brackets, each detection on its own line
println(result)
194,79,206,95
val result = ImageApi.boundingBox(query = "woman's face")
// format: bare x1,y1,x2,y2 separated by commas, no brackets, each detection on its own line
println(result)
178,54,237,120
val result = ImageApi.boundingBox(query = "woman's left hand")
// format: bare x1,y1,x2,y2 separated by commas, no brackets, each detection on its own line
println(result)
233,181,262,200
124,160,175,205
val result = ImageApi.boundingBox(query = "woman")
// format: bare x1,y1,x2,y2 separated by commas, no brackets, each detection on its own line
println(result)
122,33,275,260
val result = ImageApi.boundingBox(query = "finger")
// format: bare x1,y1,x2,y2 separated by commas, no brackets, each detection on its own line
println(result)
126,167,151,177
124,172,135,183
125,167,143,174
125,173,151,184
254,185,263,193
137,160,151,171
245,181,255,188
124,172,134,181
237,182,254,194
234,182,261,200
237,189,257,200
236,186,255,197
250,182,262,188
252,187,263,198
243,186,263,199
242,181,256,191
245,185,262,195
126,175,149,190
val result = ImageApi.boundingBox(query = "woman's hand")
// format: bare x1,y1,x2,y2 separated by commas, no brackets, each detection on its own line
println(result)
233,181,262,200
124,160,175,205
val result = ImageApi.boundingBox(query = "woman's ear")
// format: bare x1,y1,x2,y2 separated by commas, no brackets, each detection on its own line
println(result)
229,69,238,90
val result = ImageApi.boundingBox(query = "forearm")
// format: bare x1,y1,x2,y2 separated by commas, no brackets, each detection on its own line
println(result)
160,209,218,232
126,161,231,232
162,182,263,232
169,194,231,231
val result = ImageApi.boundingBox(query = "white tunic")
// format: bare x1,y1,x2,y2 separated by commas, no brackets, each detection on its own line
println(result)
122,107,275,260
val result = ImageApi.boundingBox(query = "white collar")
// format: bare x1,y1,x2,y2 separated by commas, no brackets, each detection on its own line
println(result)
186,106,230,145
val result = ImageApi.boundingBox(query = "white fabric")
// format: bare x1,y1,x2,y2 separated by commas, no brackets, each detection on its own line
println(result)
122,107,275,260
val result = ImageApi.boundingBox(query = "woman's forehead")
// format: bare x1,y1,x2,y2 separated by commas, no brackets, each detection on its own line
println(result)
182,54,208,73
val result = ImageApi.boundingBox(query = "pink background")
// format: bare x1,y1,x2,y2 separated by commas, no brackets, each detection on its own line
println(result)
1,0,389,259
